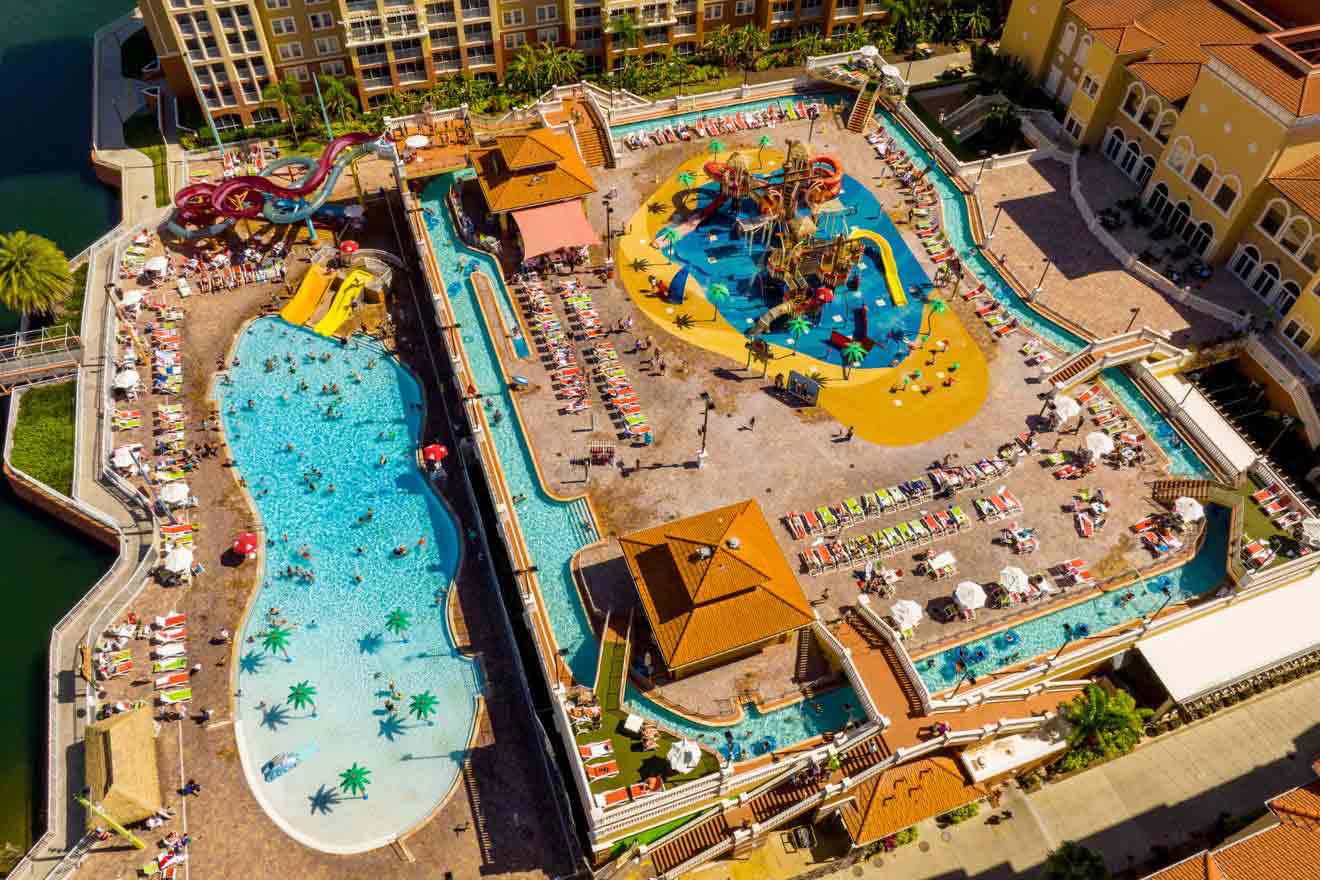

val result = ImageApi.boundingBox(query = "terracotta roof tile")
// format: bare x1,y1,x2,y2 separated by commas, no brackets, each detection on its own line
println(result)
469,128,596,213
841,755,986,846
1129,60,1205,100
1205,41,1320,116
1268,152,1320,218
618,500,814,671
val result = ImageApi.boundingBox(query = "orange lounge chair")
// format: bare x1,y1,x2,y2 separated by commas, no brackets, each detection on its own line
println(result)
578,740,613,760
586,760,620,781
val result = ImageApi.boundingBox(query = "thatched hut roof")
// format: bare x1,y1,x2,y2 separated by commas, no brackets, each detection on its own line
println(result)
84,707,162,827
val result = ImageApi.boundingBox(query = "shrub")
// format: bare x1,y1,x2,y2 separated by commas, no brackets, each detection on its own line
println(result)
939,802,980,825
10,381,77,496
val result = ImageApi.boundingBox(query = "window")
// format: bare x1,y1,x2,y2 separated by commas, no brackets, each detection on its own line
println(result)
314,36,340,54
1154,110,1176,143
1166,137,1191,175
214,112,243,130
1059,21,1076,55
320,59,346,75
1231,246,1259,282
1076,34,1092,65
251,106,280,124
1147,183,1169,218
1120,141,1140,176
264,0,289,8
1186,221,1213,256
1137,155,1154,186
1301,239,1320,272
1252,263,1280,301
536,4,557,21
1103,128,1124,161
1277,282,1301,316
1189,162,1213,192
502,8,524,25
1169,201,1191,237
735,0,754,13
1122,85,1142,118
277,41,304,59
1283,319,1313,350
503,31,526,48
464,21,491,40
1212,180,1236,213
1064,114,1082,140
308,12,334,29
537,25,558,41
271,16,296,34
1138,100,1158,132
1259,201,1287,237
396,59,424,79
704,3,723,18
1280,218,1309,255
1080,74,1098,100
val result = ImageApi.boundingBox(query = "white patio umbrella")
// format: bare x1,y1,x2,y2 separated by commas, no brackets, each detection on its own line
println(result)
954,581,987,612
1298,517,1320,549
112,369,140,390
405,133,429,149
144,255,170,274
999,566,1030,595
890,599,924,630
159,482,190,506
1173,496,1205,522
859,45,880,58
880,64,902,80
163,547,193,575
1085,431,1115,456
120,290,144,307
110,446,137,469
666,740,702,774
1052,394,1081,424
928,551,957,571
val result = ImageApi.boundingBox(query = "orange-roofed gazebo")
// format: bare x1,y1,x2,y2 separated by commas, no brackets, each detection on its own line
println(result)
468,128,597,247
618,499,814,679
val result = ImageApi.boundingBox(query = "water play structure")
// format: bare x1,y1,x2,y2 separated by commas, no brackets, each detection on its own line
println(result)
167,133,383,239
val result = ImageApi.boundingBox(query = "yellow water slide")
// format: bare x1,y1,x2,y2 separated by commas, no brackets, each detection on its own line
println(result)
312,267,373,336
280,264,333,325
849,229,907,306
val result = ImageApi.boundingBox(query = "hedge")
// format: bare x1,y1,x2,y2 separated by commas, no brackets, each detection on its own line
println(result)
10,381,77,497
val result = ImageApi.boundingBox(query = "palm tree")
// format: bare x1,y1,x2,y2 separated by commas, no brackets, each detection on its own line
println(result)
385,608,412,642
832,27,869,53
506,44,542,96
787,315,811,339
658,227,678,254
338,762,372,799
408,690,440,725
609,13,641,56
923,295,947,335
1041,841,1110,880
963,5,991,40
703,25,739,69
262,75,307,144
0,232,72,316
287,680,317,715
841,340,866,378
791,30,826,65
708,139,726,164
316,75,358,122
884,0,928,50
629,256,658,274
734,24,768,84
262,625,292,660
707,282,729,321
756,134,772,169
1064,684,1144,757
541,44,585,87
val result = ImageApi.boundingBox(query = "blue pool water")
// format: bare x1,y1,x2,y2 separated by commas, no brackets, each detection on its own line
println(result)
669,174,930,369
610,93,851,140
222,320,476,852
874,112,1210,477
917,505,1231,693
422,171,859,749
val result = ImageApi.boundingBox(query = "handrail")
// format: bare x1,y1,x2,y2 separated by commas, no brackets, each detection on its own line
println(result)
854,595,934,713
811,617,884,725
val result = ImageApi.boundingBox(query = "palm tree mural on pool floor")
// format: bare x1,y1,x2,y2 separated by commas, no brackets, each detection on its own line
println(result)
385,608,412,643
338,763,372,800
287,680,317,717
409,690,440,726
262,625,292,661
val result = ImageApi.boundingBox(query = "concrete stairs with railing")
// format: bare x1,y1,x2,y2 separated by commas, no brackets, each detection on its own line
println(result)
650,812,731,875
1150,478,1232,504
847,82,879,134
794,628,814,681
565,98,609,168
1048,327,1186,390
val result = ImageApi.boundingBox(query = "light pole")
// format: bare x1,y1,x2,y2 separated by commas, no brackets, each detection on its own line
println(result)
973,150,989,191
1031,260,1051,301
1146,585,1174,624
1125,306,1141,333
987,205,1004,244
697,391,714,467
1050,623,1075,662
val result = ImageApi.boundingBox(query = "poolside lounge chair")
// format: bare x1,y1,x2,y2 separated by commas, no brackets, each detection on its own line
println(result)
586,760,620,781
579,740,613,760
1075,511,1094,538
1262,499,1291,516
1251,484,1281,505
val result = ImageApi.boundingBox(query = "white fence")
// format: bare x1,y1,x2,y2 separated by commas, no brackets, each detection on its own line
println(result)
1244,335,1320,448
854,596,934,713
811,617,886,726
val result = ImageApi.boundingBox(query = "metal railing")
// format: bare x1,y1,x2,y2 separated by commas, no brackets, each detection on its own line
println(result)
812,617,884,725
854,595,934,713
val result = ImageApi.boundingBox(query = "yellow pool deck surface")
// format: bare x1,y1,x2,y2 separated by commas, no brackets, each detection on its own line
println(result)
616,149,988,446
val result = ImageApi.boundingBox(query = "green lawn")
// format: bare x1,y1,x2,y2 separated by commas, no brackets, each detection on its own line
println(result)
1226,483,1300,566
595,636,627,713
576,708,721,795
651,71,744,100
10,382,77,497
123,111,170,207
608,809,705,858
120,27,157,80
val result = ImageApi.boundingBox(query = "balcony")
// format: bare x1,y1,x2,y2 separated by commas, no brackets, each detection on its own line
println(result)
799,4,822,16
639,12,675,24
833,2,859,16
673,23,695,35
862,1,883,11
355,48,388,63
362,76,393,89
460,3,491,19
643,29,667,45
430,30,459,45
394,45,423,59
467,52,495,66
577,11,601,24
674,0,695,9
577,36,602,47
433,55,461,71
398,68,427,82
427,9,456,21
383,0,413,6
770,9,791,20
345,0,376,11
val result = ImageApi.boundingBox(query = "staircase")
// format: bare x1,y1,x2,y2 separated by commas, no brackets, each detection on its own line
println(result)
847,82,879,134
1048,352,1096,387
1150,478,1231,504
565,98,609,168
794,628,814,682
843,612,924,716
650,812,730,875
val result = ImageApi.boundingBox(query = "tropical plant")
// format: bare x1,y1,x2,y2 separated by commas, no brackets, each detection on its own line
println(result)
505,44,543,95
757,134,772,168
0,232,72,316
787,315,812,338
1041,841,1110,880
409,690,440,724
832,27,869,53
963,4,992,40
708,139,726,163
707,282,728,321
609,13,641,53
938,802,980,824
884,0,929,50
734,24,769,83
703,25,739,68
982,102,1020,143
841,340,866,378
867,22,897,53
261,625,292,659
1062,685,1147,769
790,30,826,65
287,680,317,715
381,90,421,119
338,762,372,798
261,76,307,145
385,608,413,641
316,75,359,122
540,43,586,88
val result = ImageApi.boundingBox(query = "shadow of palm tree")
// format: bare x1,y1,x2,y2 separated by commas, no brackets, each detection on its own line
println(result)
308,784,342,815
358,631,384,655
378,713,407,741
239,651,268,675
261,703,291,731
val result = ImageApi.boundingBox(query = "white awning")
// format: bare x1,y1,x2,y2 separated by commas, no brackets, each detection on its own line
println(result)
1137,571,1320,704
1154,373,1256,475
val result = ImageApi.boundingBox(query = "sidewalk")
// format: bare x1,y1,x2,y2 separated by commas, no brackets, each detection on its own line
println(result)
852,673,1320,878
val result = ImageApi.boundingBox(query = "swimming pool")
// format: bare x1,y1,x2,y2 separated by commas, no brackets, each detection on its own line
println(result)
917,505,1231,693
669,173,931,370
222,319,476,853
421,171,859,748
873,111,1210,477
610,93,851,141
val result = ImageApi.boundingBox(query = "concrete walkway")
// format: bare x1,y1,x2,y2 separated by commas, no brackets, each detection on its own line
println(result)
852,673,1320,878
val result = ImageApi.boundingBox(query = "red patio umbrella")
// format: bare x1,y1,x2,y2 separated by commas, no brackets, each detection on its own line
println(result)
815,286,834,304
422,443,448,463
339,240,360,255
233,532,259,557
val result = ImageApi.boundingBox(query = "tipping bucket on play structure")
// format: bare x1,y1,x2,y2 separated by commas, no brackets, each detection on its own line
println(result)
669,267,688,305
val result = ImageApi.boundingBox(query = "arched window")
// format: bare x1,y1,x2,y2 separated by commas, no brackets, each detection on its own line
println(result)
1282,319,1314,351
1059,21,1077,55
1277,281,1301,315
1122,84,1143,119
1252,263,1280,300
1137,155,1155,186
1147,182,1169,217
1259,199,1289,237
1212,176,1238,213
1154,110,1177,143
1167,136,1192,174
1169,201,1192,236
1189,156,1216,191
1103,128,1125,161
1280,217,1310,254
1138,98,1160,132
1186,221,1214,256
1300,238,1320,272
1121,140,1140,175
1077,34,1092,65
1231,245,1260,282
